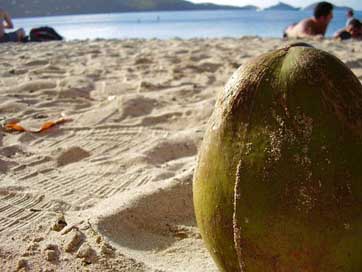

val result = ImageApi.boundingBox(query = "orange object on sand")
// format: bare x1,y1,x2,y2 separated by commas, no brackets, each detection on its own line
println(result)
4,118,70,133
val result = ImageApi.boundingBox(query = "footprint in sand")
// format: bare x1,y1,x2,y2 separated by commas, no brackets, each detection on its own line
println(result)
23,60,50,67
134,56,153,65
97,175,195,252
0,100,27,113
118,95,157,120
56,147,90,167
137,80,164,92
0,145,26,158
96,170,217,271
0,158,14,173
57,77,94,99
143,136,197,165
11,80,56,93
140,112,183,126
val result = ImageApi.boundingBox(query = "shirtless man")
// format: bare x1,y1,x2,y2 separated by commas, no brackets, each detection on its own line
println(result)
284,2,334,39
0,9,26,43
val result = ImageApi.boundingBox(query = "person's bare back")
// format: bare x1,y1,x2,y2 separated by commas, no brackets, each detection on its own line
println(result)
284,2,333,39
286,17,328,39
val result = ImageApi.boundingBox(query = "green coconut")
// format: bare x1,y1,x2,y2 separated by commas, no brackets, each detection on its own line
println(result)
193,44,362,272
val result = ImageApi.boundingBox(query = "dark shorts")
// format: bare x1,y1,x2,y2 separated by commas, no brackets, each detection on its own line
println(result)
0,31,19,43
338,30,352,40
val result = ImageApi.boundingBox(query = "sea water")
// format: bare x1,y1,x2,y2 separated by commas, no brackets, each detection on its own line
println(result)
13,9,362,40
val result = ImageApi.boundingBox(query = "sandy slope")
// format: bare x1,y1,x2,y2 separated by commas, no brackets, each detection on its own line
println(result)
0,37,361,271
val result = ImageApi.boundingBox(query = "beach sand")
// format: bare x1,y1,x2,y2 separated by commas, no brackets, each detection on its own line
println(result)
0,37,362,271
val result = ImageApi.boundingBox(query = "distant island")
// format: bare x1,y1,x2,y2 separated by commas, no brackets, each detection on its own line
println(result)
2,0,354,18
264,2,299,11
264,2,352,11
303,3,352,11
3,0,257,18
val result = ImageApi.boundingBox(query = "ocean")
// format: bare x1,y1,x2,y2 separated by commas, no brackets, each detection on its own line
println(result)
13,9,362,40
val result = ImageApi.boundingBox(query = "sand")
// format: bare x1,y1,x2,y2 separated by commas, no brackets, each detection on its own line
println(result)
0,37,362,271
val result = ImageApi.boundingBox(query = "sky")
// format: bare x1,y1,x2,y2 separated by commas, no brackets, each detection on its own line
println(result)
190,0,362,10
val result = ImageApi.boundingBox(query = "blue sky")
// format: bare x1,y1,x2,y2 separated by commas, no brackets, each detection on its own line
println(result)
190,1,362,10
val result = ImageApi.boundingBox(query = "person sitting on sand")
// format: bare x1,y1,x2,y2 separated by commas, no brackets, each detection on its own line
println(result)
346,9,355,27
0,8,26,43
334,19,362,41
284,2,334,39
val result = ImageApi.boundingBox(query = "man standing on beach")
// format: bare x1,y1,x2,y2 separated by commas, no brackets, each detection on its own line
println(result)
284,2,334,39
0,8,26,43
